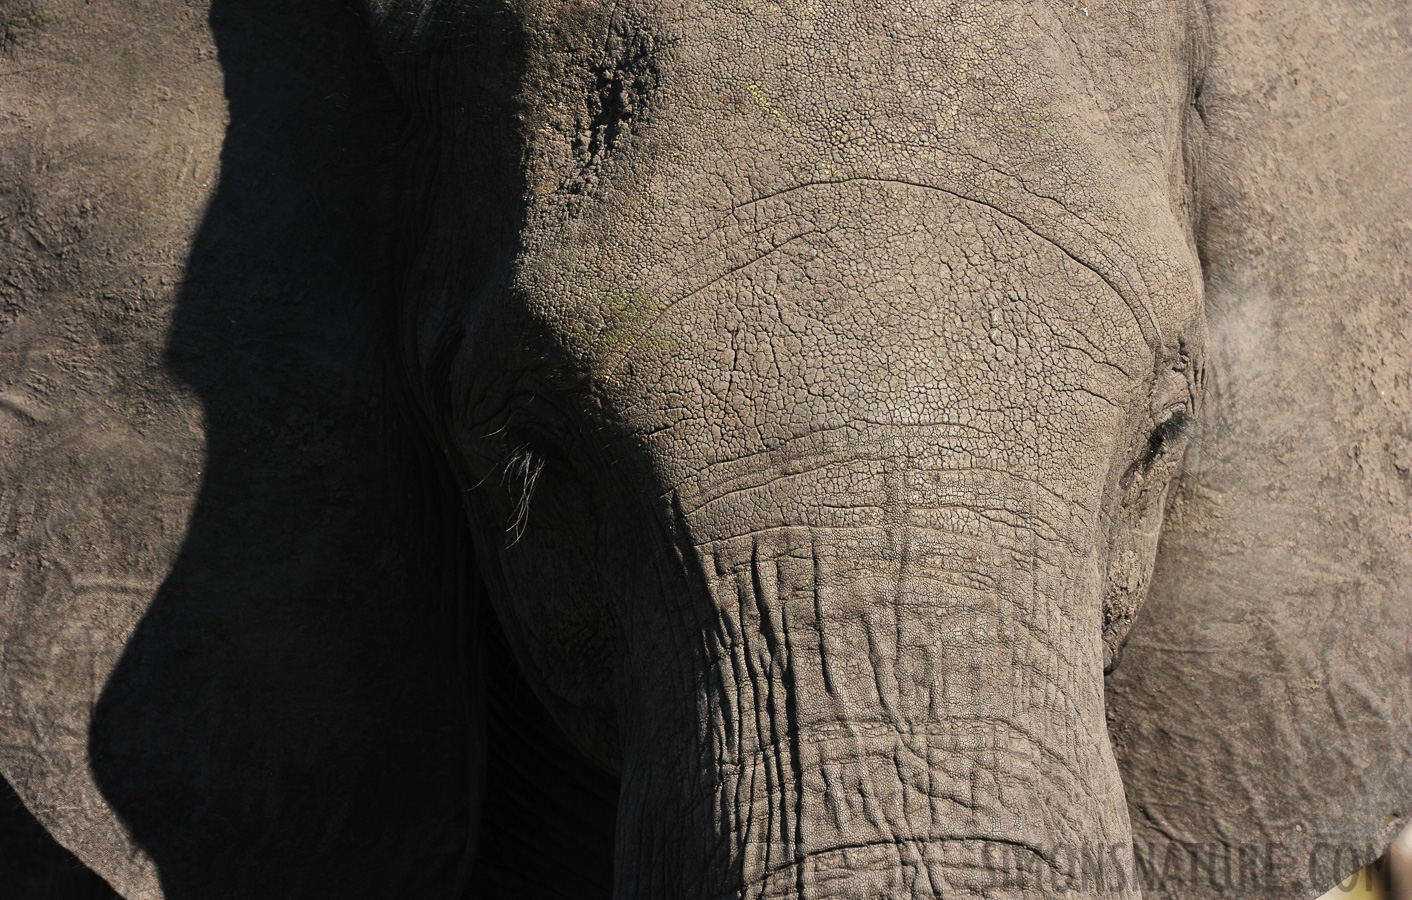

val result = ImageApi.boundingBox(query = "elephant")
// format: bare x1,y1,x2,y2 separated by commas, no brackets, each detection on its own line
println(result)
0,0,1409,897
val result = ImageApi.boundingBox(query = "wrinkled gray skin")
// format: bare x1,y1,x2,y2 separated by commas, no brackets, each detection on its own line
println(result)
0,0,1408,899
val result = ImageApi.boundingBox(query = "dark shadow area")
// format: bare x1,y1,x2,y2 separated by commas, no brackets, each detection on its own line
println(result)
87,2,476,896
81,0,617,897
0,775,118,899
471,612,618,897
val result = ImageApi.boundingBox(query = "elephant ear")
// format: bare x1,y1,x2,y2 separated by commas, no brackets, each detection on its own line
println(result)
1107,3,1412,897
0,0,480,896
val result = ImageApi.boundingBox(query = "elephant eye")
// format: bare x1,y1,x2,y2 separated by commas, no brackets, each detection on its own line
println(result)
1140,407,1191,471
494,418,596,544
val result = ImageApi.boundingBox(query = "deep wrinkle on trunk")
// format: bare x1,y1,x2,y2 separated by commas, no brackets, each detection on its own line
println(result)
604,457,1132,900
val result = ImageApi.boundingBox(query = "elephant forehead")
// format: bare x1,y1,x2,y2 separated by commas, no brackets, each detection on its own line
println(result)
507,0,1203,344
520,180,1151,482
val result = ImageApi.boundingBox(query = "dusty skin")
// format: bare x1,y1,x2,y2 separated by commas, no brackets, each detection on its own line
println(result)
0,1,1409,899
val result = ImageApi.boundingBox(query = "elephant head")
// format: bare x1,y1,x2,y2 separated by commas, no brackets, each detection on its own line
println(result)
367,0,1208,896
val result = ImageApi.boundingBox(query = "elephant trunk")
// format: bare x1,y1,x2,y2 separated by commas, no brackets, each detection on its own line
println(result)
611,466,1136,899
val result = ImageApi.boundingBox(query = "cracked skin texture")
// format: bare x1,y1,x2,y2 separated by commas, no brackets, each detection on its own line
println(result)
0,1,1405,900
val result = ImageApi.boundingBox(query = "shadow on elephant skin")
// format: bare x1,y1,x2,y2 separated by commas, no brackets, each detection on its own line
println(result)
0,772,118,900
85,1,616,897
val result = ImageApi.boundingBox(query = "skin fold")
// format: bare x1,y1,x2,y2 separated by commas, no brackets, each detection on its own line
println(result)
0,0,1406,899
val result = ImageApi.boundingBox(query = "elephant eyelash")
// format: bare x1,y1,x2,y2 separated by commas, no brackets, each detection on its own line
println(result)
498,419,580,546
502,444,546,546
